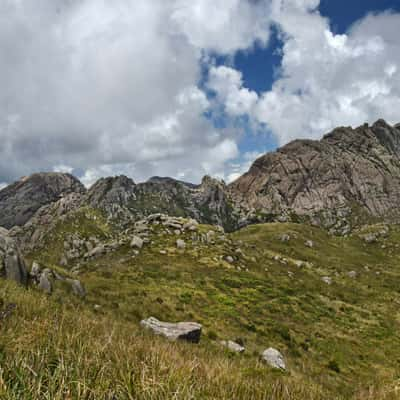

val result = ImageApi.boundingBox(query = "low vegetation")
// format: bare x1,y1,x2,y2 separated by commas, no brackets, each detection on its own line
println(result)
3,212,400,399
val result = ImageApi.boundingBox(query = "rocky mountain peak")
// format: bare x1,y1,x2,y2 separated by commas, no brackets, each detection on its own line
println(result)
0,172,86,229
229,119,400,232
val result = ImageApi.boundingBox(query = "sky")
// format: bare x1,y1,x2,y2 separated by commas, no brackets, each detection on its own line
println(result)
0,0,400,187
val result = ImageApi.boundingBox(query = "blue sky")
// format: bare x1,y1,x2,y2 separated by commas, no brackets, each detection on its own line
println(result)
0,0,400,186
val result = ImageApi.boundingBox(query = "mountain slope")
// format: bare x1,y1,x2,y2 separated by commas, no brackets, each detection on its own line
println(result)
6,208,400,399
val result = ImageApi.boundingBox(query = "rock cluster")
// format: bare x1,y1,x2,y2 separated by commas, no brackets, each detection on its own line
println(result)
30,261,86,297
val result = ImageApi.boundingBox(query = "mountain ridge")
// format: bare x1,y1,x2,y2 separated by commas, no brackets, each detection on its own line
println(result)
1,119,400,234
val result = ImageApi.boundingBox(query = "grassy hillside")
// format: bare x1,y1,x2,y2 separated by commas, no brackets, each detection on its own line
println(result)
4,211,400,399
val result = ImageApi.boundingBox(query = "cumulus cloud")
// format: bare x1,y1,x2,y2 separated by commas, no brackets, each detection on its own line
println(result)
2,0,400,187
0,0,269,185
210,0,400,145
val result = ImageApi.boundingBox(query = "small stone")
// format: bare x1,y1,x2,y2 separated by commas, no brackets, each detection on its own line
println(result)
131,236,144,249
279,234,290,242
221,340,245,353
322,276,332,285
305,240,314,248
225,256,234,264
347,271,357,278
176,239,186,249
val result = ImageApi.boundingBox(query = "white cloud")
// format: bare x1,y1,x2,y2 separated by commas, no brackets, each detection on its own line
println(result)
171,0,272,53
53,165,74,174
0,0,270,184
208,66,258,116
209,1,400,145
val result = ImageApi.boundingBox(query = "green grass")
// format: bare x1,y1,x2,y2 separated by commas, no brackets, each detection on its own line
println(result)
7,212,400,398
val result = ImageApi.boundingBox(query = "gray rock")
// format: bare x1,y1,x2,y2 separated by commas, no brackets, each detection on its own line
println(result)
221,340,245,353
130,236,144,249
261,348,286,370
38,272,52,294
322,276,332,285
347,271,357,278
225,256,234,264
305,240,314,248
30,261,41,278
140,317,202,343
86,245,105,258
279,234,291,242
0,229,28,285
176,239,186,249
67,279,86,298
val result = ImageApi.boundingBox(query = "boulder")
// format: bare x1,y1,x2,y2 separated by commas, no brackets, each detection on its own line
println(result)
0,229,28,286
140,317,202,343
221,340,245,353
261,348,286,370
38,272,52,294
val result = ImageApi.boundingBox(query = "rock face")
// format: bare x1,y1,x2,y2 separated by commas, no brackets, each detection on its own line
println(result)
0,228,27,285
140,317,202,343
0,173,86,229
230,120,400,231
261,348,286,370
85,175,237,231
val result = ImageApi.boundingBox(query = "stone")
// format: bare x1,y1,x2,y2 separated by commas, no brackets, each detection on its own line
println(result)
130,236,144,249
67,279,86,298
176,239,186,249
261,348,286,370
30,261,42,278
305,240,314,248
322,276,332,285
87,245,105,258
3,248,28,285
225,256,234,264
140,317,202,343
279,234,290,242
347,271,357,278
38,272,52,294
221,340,245,353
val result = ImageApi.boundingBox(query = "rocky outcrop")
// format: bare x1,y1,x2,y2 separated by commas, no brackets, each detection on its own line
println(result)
85,176,137,222
230,120,400,231
86,175,237,231
140,317,202,343
0,227,27,285
0,173,86,229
